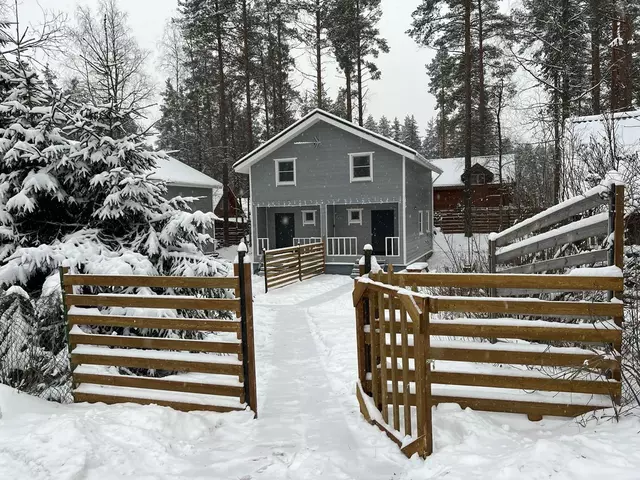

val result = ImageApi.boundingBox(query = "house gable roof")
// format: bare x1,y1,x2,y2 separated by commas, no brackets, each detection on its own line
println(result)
430,154,515,188
232,108,443,174
150,156,222,189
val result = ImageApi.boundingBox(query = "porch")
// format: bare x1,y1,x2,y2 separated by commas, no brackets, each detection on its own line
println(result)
253,203,402,267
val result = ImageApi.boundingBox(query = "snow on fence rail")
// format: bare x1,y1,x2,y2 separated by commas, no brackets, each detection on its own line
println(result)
354,269,623,459
262,241,325,292
60,251,257,416
488,184,624,276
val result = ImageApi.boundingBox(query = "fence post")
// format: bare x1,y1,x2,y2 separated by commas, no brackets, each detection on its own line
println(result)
297,246,302,281
237,242,258,417
262,248,268,293
59,266,75,394
488,237,497,297
360,244,373,396
413,297,432,458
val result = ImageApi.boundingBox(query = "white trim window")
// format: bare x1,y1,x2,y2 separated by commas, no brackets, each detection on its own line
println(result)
349,152,373,182
347,208,363,225
275,158,296,186
302,209,316,226
418,210,424,235
425,210,432,233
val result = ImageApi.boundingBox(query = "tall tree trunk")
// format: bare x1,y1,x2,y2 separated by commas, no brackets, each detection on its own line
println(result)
463,0,473,237
242,0,253,150
477,0,486,156
590,0,601,114
553,75,561,203
356,0,364,126
612,15,623,111
215,0,229,245
315,0,323,109
440,72,446,157
496,80,504,229
346,66,353,122
260,49,271,138
276,16,285,129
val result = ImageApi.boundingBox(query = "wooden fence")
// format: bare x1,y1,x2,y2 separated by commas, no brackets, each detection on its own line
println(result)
354,271,623,459
489,184,624,276
263,241,325,292
61,251,257,415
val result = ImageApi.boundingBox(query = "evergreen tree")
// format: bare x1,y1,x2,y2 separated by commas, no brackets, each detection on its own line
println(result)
378,115,391,137
391,117,402,142
364,114,378,132
421,118,442,159
401,114,421,150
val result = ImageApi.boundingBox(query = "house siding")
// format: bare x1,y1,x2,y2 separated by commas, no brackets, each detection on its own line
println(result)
404,159,434,264
250,121,403,206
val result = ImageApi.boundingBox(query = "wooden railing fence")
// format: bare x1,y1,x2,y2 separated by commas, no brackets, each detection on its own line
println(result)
263,241,325,292
61,250,257,416
354,270,623,459
489,184,624,277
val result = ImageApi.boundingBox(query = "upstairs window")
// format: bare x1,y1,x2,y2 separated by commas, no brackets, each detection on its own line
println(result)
471,173,486,185
302,210,316,226
275,158,296,186
349,152,373,182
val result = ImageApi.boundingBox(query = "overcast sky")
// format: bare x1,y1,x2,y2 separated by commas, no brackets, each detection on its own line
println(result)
22,0,438,130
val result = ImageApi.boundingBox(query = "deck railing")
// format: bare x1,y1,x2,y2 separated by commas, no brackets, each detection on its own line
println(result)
327,237,358,256
385,237,400,257
294,237,323,246
258,237,269,252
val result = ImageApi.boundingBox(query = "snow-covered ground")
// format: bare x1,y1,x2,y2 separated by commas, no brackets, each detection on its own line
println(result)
2,274,640,479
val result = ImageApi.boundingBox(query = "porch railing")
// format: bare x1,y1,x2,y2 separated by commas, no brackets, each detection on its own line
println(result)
258,237,269,252
327,237,358,256
294,237,322,246
385,237,400,257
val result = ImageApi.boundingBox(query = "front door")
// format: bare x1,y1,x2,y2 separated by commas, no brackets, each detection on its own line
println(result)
275,213,295,248
371,210,395,256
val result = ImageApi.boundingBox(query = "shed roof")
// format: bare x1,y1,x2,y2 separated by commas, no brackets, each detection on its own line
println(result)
430,154,516,187
569,110,640,147
149,156,222,189
232,108,443,175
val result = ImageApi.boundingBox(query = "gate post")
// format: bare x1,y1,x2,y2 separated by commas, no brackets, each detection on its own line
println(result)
236,242,258,417
262,248,268,293
360,244,374,396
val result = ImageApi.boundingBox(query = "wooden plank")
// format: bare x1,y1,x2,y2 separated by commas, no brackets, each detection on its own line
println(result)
370,292,380,409
66,295,240,311
68,314,241,332
390,392,610,417
430,371,621,396
63,274,239,289
388,291,400,431
499,250,609,275
400,300,411,436
390,271,621,292
355,292,367,385
430,322,621,344
493,186,608,247
429,346,618,369
496,213,609,263
73,392,244,413
71,354,243,376
614,184,625,271
69,333,241,354
242,262,258,416
378,291,388,423
432,297,623,318
73,372,243,397
413,298,430,456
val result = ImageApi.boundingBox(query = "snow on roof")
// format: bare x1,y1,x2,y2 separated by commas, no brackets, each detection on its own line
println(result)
430,154,515,187
149,157,222,189
568,110,640,147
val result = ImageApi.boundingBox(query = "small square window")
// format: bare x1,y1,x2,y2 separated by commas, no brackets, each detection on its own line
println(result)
275,158,296,186
302,210,316,226
348,208,362,225
349,153,373,182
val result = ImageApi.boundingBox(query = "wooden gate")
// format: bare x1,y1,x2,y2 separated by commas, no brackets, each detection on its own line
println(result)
354,271,623,459
263,241,325,292
61,253,257,415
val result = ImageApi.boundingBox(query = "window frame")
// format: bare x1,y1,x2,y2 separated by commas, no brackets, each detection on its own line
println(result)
419,210,424,235
471,173,486,185
301,209,316,226
349,152,374,183
347,208,363,226
425,210,432,234
274,158,297,186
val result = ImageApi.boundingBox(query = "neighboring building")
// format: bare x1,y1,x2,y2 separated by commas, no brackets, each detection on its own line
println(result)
233,108,442,274
149,156,222,250
569,110,640,148
213,187,250,247
430,154,516,234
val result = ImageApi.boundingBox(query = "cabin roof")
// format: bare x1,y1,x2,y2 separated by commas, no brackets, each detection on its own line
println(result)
430,154,516,188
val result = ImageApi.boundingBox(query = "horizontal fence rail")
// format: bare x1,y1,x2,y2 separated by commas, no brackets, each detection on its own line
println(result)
327,237,358,256
263,241,325,292
354,269,623,459
61,254,257,416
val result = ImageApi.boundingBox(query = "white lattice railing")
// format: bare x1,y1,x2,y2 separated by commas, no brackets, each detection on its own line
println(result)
327,237,358,256
385,237,400,257
258,237,269,252
293,237,322,246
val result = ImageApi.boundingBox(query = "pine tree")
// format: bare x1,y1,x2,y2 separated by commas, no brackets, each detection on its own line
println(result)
364,114,378,132
378,115,391,137
401,114,421,150
391,117,402,142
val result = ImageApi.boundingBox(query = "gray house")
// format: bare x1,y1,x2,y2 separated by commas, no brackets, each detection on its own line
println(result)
233,109,442,274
